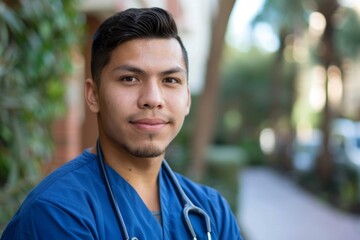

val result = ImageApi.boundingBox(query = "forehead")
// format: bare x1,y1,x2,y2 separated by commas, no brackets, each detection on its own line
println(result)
106,38,186,72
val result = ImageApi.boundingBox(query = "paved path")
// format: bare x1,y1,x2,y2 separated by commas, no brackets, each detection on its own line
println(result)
237,167,360,240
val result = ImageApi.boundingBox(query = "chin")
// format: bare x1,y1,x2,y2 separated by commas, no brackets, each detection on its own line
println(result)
125,144,165,159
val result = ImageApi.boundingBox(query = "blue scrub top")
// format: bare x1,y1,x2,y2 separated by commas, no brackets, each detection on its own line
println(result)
1,150,242,240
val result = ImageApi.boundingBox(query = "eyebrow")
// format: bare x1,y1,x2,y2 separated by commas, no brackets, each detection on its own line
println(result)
112,64,187,76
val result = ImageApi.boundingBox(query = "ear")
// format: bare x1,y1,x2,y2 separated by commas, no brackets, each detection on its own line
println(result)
85,78,100,113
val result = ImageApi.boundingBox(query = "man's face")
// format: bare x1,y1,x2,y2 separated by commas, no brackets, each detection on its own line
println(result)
89,38,190,159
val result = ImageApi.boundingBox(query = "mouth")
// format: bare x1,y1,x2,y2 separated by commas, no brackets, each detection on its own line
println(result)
130,118,169,132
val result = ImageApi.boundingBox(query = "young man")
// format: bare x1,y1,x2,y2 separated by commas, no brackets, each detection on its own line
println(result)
1,7,242,239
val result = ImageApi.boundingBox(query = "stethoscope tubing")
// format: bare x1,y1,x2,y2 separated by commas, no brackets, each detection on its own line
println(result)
97,140,130,240
96,140,211,240
162,161,212,239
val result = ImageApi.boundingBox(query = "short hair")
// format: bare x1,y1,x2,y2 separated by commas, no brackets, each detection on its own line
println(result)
91,7,189,85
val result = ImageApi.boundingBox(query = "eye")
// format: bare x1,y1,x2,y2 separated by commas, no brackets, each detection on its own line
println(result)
120,76,138,83
163,77,181,84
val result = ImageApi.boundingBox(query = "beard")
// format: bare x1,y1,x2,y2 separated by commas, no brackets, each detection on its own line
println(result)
122,134,166,158
125,144,164,158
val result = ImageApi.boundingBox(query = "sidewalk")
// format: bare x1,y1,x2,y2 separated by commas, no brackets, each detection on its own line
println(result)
237,167,360,240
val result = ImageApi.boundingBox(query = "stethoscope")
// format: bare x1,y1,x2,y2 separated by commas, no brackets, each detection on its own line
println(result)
96,140,212,240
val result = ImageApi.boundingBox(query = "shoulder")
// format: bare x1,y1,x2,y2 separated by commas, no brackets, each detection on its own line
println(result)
174,173,221,202
175,173,235,220
173,172,243,239
160,165,228,213
9,151,100,221
1,150,102,239
26,150,99,205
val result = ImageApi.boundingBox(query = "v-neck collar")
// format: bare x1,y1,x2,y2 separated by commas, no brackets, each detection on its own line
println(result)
104,162,163,239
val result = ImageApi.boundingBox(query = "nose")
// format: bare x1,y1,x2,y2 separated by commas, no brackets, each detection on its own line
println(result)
138,81,164,109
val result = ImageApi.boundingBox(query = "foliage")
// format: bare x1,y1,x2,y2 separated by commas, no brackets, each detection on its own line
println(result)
335,7,360,59
215,47,294,147
250,0,360,212
251,0,310,35
0,0,84,230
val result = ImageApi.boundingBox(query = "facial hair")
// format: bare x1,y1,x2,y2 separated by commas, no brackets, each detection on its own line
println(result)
122,134,165,158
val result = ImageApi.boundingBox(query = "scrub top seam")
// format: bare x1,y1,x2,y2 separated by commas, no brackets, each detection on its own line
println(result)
22,153,97,212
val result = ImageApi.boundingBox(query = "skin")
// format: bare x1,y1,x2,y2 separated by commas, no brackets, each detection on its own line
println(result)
85,38,191,211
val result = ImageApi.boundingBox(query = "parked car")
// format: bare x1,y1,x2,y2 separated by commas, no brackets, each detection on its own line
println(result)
291,128,323,174
330,118,360,205
330,118,360,168
291,118,360,207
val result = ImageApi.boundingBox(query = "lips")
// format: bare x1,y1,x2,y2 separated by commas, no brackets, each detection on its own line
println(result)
130,118,169,132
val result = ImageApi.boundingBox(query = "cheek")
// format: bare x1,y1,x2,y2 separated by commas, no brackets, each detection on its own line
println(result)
102,85,134,107
100,90,126,118
181,90,191,113
169,93,190,117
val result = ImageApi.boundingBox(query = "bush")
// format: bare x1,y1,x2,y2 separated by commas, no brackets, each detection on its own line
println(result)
0,0,84,231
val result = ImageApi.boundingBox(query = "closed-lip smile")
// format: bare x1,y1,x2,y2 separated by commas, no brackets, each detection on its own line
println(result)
130,118,169,132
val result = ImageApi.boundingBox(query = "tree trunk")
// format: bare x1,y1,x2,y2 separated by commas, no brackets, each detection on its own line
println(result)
269,28,286,168
316,0,340,184
189,0,237,179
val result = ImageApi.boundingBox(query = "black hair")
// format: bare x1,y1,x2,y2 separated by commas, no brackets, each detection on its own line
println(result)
91,7,188,85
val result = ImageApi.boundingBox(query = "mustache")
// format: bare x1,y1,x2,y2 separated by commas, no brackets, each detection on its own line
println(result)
126,111,175,123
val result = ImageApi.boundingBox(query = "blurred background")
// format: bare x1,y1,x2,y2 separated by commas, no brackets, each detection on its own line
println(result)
1,0,360,239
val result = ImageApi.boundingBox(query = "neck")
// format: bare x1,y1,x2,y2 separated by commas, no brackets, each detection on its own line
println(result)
91,140,162,211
